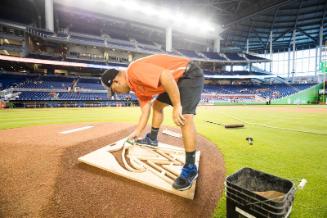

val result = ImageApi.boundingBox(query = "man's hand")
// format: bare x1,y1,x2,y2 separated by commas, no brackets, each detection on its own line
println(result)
159,69,184,127
128,129,141,141
173,104,185,126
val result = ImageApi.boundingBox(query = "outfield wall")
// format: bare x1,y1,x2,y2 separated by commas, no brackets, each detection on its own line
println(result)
272,83,322,104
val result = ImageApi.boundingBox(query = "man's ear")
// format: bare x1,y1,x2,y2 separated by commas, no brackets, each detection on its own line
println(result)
101,81,110,91
107,87,113,98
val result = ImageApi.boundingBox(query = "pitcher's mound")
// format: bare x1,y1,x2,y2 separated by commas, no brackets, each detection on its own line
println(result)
44,126,225,217
0,123,225,217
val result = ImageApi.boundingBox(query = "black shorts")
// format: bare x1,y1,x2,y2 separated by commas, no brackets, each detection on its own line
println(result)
156,62,204,115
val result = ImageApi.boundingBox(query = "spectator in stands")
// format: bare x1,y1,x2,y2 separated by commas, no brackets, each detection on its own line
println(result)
101,54,204,191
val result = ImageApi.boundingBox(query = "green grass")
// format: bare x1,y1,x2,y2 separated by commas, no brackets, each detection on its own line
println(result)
0,105,326,217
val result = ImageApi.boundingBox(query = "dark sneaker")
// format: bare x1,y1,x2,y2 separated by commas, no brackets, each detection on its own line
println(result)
172,164,198,191
136,133,158,148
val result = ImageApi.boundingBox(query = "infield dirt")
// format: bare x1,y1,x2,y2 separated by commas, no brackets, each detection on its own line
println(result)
0,123,225,217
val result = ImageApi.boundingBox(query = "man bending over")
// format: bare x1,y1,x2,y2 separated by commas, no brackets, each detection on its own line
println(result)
101,54,204,191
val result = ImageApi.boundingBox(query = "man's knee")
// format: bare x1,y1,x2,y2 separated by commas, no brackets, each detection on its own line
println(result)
183,114,194,122
153,100,167,112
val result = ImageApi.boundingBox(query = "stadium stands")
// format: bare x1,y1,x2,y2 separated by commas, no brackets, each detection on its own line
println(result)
245,53,267,61
70,34,105,45
137,44,162,53
201,52,226,61
0,71,317,104
224,53,246,61
17,91,109,101
178,49,203,59
203,83,315,99
108,32,130,42
2,25,269,65
106,39,136,51
0,44,23,53
0,72,34,89
28,52,63,61
77,78,103,90
204,70,268,76
0,72,138,103
166,50,181,56
135,38,154,46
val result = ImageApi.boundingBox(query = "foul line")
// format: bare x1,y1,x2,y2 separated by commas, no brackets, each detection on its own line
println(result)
60,126,94,134
229,115,327,136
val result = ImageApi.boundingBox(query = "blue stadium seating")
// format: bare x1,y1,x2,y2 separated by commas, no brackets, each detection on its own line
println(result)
22,27,269,63
77,83,102,89
70,34,105,44
1,72,315,102
135,38,154,46
107,40,136,50
245,53,267,61
138,44,162,53
166,51,181,56
0,73,36,89
18,81,72,89
203,83,315,99
178,49,203,59
204,70,267,76
225,53,246,61
202,52,226,61
0,44,23,53
108,32,130,41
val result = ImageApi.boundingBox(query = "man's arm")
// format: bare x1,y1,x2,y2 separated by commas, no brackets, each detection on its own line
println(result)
128,101,152,140
159,70,185,126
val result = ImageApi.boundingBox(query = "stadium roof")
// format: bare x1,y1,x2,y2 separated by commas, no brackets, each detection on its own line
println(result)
0,0,326,53
149,0,327,53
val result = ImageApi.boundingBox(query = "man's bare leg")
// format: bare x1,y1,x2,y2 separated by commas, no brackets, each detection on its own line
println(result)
172,113,198,190
137,100,168,145
151,100,168,128
180,114,196,152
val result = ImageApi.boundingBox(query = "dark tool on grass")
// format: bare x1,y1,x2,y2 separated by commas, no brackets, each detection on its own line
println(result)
246,137,253,145
205,120,244,128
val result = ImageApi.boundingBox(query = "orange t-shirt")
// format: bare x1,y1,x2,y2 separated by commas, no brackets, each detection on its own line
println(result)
127,54,191,107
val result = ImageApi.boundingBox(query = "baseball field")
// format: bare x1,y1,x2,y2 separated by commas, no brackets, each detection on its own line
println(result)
0,105,326,217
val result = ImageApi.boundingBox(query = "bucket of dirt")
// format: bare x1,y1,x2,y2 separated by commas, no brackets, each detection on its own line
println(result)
225,167,295,218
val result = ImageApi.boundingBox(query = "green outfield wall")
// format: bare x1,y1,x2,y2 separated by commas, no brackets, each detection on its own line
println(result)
272,83,322,104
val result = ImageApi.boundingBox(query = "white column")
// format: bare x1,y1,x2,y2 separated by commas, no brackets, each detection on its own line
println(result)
288,47,291,79
319,25,323,47
264,50,267,71
292,29,296,79
165,26,172,52
45,0,54,31
319,25,324,67
315,46,319,79
214,38,221,53
270,31,273,72
246,39,249,53
128,53,133,62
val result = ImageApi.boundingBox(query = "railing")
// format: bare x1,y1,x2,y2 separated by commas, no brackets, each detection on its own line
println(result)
12,88,107,93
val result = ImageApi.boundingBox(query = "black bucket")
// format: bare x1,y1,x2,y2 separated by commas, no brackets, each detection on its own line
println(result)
225,167,295,218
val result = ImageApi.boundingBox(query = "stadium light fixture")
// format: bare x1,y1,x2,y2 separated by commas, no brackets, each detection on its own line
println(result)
158,8,173,21
122,0,142,12
57,0,218,37
107,0,120,8
142,4,156,16
175,13,186,24
105,0,216,33
201,22,215,32
185,17,201,29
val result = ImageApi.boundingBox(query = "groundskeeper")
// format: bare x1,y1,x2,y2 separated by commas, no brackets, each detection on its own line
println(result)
101,54,204,191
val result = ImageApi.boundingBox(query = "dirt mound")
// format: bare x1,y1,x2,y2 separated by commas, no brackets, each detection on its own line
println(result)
0,124,225,217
